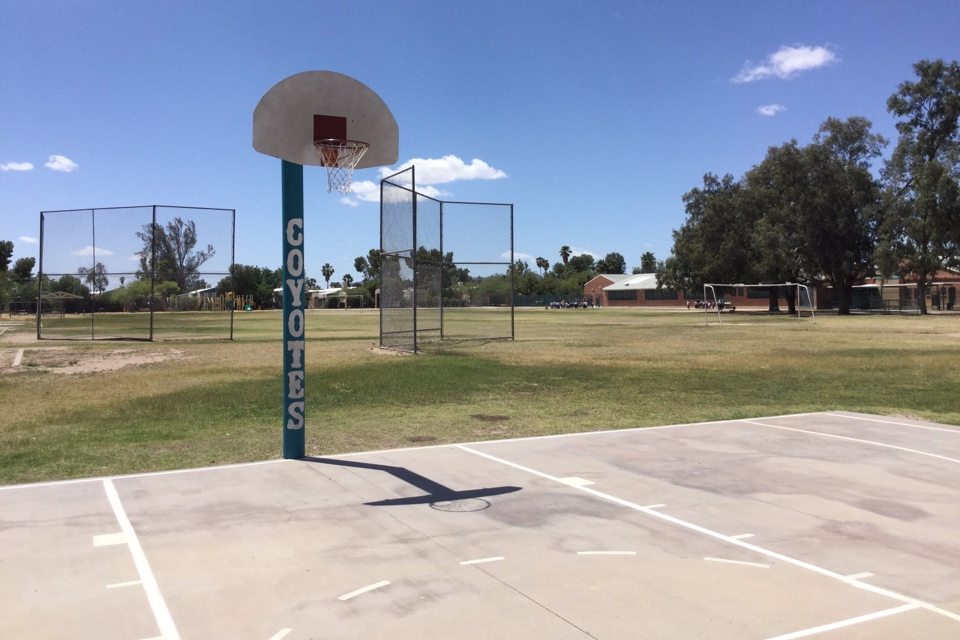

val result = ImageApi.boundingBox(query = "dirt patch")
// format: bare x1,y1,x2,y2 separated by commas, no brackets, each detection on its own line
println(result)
6,347,186,375
471,414,510,422
370,347,412,356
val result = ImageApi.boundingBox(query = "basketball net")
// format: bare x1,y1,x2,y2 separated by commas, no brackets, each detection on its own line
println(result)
314,139,370,193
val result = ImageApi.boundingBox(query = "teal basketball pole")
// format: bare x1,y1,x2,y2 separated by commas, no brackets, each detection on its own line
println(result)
281,160,306,458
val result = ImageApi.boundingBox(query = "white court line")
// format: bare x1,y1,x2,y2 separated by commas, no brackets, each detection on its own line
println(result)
268,629,292,640
12,348,23,367
338,580,391,601
0,458,285,492
826,412,960,434
461,556,505,565
643,503,666,509
330,412,832,460
762,603,920,640
730,533,755,540
705,557,769,569
103,479,181,640
847,572,874,581
456,444,960,624
559,477,595,487
577,551,636,556
93,532,129,547
743,420,960,465
107,580,143,589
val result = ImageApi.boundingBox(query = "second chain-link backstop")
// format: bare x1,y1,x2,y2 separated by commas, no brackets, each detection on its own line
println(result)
380,167,513,352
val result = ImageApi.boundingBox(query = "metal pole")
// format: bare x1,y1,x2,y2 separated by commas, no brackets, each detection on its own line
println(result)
411,167,418,353
510,204,515,340
91,208,96,339
149,206,156,341
229,208,236,341
281,160,306,459
36,213,45,339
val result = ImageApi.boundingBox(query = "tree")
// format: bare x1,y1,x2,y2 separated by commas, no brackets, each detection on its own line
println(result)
535,257,549,276
354,248,381,282
77,262,110,295
12,257,35,283
559,245,572,265
568,253,595,273
742,118,886,314
0,240,12,272
599,252,626,274
883,59,960,314
341,273,354,288
135,217,215,292
49,274,90,297
321,263,335,288
659,173,758,298
640,252,657,273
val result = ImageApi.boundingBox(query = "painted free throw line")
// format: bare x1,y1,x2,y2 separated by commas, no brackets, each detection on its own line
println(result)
103,479,181,640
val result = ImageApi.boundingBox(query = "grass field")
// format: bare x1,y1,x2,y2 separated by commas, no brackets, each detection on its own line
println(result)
1,307,959,485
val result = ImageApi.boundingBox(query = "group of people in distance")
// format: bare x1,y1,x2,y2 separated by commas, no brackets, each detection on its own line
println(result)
546,300,591,309
688,299,729,310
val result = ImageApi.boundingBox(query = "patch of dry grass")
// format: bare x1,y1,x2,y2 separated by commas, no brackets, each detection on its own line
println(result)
1,307,958,485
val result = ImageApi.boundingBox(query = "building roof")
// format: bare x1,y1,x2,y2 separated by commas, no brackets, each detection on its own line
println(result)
603,273,659,291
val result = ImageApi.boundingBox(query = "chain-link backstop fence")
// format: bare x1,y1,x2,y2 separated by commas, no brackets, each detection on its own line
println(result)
380,167,513,352
38,205,235,340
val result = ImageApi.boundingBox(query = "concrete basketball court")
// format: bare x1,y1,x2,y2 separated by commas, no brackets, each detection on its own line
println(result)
2,411,959,639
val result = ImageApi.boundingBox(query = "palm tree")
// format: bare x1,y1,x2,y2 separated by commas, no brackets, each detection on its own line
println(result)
535,256,549,276
341,273,354,289
559,246,571,265
640,251,657,273
321,263,334,288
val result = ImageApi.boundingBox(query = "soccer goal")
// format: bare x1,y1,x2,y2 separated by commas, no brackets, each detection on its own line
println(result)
703,283,816,326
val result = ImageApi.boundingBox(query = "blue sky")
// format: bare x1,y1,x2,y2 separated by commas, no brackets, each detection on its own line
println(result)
2,0,959,284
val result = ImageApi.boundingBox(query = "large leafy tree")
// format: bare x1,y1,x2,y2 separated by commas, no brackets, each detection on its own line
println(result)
883,59,960,313
354,248,381,282
745,118,887,314
658,173,758,298
13,257,35,283
597,252,626,274
135,217,215,293
0,240,12,272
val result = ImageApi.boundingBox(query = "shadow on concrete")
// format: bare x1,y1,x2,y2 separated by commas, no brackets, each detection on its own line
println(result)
305,456,522,507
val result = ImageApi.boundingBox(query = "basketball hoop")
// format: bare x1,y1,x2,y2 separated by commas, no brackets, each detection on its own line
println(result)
314,139,370,193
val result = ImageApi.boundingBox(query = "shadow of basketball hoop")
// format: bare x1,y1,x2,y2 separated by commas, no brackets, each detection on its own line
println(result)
304,457,521,511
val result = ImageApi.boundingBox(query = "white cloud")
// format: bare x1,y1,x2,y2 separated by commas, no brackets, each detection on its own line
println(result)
44,155,78,172
71,245,114,257
757,104,786,116
732,45,837,83
19,236,38,244
513,252,535,262
383,155,506,185
1,161,34,171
